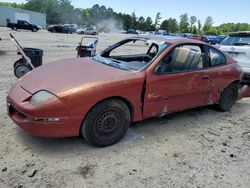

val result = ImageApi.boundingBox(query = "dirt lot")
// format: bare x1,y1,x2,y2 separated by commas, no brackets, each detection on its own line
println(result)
0,27,250,188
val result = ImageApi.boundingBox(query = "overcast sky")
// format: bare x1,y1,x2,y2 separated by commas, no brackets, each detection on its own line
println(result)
1,0,250,25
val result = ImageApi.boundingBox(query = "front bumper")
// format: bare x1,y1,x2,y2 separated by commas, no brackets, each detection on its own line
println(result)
6,84,83,138
7,100,83,137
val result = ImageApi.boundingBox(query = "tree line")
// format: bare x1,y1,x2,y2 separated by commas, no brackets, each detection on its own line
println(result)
1,0,250,35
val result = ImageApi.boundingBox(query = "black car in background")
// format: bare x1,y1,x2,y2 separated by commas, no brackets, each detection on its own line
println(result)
47,25,73,34
7,20,39,32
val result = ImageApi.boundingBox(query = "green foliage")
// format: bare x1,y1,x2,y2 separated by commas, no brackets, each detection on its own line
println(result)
203,16,213,33
154,12,161,29
1,1,250,34
179,13,189,33
0,2,25,8
189,16,197,33
160,18,178,33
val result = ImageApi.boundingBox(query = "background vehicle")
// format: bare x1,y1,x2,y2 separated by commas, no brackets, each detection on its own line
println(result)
76,28,97,35
218,31,250,83
47,25,73,34
189,34,208,42
64,24,79,33
7,20,39,32
208,35,226,44
7,36,250,147
126,29,139,34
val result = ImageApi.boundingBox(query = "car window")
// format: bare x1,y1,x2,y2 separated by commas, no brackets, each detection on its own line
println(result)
109,40,149,56
221,35,250,45
156,45,205,74
209,47,226,66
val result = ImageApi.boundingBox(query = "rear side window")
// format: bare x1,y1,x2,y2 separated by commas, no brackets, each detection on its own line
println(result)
209,47,226,66
156,44,205,74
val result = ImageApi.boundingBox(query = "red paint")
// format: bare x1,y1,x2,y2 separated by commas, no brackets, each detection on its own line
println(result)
6,37,248,138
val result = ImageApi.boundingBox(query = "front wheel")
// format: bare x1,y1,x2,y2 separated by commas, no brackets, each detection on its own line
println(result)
217,83,238,112
80,99,131,147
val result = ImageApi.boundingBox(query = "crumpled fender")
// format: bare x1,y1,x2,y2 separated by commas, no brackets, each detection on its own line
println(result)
238,85,250,100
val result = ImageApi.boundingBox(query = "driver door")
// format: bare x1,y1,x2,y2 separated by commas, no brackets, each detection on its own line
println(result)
143,44,213,118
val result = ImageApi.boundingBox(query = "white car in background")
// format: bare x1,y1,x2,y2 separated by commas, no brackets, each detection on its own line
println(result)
76,28,97,35
218,31,250,83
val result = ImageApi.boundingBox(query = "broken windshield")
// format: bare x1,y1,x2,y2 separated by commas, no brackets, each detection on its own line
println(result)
92,55,135,71
92,38,169,72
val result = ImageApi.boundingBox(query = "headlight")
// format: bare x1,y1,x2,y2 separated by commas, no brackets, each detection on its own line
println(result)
30,90,55,106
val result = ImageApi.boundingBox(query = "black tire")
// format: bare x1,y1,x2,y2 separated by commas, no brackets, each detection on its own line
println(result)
13,59,23,68
80,99,131,147
14,64,31,78
12,27,17,31
32,28,37,32
217,83,238,112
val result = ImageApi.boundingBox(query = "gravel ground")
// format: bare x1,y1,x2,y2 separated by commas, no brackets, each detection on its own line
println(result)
0,27,250,188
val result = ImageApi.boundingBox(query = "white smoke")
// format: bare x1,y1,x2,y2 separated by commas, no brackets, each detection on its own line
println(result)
95,18,123,33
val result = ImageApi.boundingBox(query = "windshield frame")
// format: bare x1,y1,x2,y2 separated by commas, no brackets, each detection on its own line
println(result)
92,37,170,72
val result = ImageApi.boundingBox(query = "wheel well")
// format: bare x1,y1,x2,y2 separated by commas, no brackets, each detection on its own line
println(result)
228,80,240,89
88,97,134,121
220,80,240,96
79,96,134,136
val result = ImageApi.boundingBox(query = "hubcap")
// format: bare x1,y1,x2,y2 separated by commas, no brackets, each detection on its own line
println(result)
224,89,234,104
95,110,122,139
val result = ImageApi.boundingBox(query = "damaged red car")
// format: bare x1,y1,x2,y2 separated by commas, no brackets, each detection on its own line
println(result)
7,36,250,147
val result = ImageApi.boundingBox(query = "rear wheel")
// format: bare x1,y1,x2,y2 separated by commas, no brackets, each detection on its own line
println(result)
80,99,131,147
32,28,37,32
12,27,17,31
14,64,31,78
217,83,238,112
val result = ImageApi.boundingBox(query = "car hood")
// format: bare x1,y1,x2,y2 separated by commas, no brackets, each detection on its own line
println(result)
18,57,136,95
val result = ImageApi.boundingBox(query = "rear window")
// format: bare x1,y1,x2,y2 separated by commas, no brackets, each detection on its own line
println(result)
209,47,226,66
220,35,250,46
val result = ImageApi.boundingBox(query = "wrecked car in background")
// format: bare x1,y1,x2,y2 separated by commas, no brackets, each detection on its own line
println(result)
47,25,73,34
218,31,250,84
7,36,250,147
76,28,98,35
208,35,226,44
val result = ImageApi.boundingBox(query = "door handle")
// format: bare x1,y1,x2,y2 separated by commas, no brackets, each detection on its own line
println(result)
202,75,209,80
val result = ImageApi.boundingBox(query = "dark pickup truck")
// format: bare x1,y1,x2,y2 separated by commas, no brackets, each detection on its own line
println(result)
7,20,39,32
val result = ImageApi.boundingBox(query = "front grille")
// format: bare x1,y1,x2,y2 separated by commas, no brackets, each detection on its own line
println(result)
8,104,27,120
